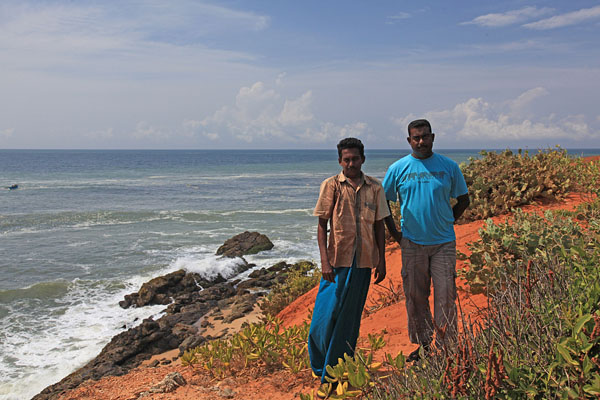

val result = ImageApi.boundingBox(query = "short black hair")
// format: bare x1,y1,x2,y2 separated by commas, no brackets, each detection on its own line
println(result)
407,119,432,136
337,137,365,158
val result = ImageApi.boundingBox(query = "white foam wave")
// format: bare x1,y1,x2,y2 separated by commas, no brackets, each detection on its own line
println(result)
168,254,247,281
0,278,165,400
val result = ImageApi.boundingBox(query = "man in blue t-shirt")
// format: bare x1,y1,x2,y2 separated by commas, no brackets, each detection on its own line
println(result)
382,119,469,362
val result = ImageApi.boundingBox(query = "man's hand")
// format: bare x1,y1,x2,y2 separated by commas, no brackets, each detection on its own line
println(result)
373,259,386,284
321,262,336,283
391,231,402,245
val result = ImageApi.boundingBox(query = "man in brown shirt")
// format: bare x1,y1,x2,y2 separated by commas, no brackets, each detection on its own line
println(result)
308,137,389,396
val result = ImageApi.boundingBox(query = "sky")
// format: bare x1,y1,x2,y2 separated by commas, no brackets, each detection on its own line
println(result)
1,0,599,150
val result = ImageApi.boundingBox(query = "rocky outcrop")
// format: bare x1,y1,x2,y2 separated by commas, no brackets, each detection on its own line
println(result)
119,264,247,309
34,258,312,400
216,231,274,258
33,282,231,400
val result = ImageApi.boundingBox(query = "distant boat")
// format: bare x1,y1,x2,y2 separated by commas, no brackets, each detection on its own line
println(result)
7,184,18,190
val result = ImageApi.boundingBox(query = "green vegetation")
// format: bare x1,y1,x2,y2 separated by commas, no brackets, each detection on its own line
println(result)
299,333,387,400
299,202,600,398
181,315,310,378
387,148,599,231
460,148,579,221
258,260,321,318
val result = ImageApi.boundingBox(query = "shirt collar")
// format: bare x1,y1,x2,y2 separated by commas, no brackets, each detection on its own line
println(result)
337,171,369,186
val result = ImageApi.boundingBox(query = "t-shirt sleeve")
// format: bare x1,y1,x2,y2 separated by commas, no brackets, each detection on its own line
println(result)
375,185,391,221
450,163,468,198
313,179,335,219
382,167,398,202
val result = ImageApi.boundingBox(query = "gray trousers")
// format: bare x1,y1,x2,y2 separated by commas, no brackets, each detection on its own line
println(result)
401,237,457,347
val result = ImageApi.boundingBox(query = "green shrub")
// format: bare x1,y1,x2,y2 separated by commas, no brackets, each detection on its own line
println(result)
459,148,579,222
181,315,310,378
259,260,320,318
363,201,600,398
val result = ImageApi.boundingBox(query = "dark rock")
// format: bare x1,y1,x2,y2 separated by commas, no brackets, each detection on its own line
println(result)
178,335,206,356
149,360,160,368
216,231,274,258
267,261,290,272
34,259,315,400
248,268,266,279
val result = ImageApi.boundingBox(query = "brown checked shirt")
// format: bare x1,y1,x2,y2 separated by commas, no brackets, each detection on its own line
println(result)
314,172,390,269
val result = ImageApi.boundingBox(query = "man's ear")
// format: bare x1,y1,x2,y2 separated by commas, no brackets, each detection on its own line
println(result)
406,136,411,145
431,133,435,143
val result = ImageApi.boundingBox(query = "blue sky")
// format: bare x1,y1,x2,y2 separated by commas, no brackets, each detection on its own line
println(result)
1,0,599,149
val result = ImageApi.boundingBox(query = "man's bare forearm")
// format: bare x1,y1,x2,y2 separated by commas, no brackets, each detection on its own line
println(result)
453,194,470,221
384,201,402,243
375,219,385,259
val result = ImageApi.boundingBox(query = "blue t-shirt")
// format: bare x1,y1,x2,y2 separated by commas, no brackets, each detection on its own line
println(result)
382,153,468,245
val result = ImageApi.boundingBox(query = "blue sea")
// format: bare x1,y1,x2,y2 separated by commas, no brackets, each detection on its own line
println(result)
1,148,599,399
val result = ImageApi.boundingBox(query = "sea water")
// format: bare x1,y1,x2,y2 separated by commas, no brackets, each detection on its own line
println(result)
1,148,598,399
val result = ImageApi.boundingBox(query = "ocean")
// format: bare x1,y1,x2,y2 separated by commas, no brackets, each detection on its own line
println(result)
1,148,599,399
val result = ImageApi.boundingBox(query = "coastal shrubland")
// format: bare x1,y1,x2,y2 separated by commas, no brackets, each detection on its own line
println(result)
181,315,311,378
176,150,600,399
180,261,320,379
459,148,598,221
298,200,600,399
386,149,600,235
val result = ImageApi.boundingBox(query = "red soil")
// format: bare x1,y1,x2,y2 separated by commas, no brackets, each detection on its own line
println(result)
56,191,592,400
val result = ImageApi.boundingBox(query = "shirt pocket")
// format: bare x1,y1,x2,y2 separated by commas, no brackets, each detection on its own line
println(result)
362,201,376,224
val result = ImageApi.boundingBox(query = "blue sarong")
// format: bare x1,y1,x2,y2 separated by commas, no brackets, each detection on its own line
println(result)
308,259,371,382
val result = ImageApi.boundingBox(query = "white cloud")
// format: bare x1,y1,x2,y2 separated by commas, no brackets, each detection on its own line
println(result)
509,87,549,114
462,6,553,27
132,121,169,141
1,128,15,138
386,12,411,24
523,5,600,30
0,1,266,77
391,88,598,142
85,128,114,140
182,119,219,141
197,81,369,144
275,72,286,86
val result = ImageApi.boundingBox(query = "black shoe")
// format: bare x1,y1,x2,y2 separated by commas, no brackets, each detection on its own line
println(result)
407,344,430,362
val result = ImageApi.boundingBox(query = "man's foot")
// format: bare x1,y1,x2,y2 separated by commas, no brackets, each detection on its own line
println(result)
407,344,430,362
316,382,337,399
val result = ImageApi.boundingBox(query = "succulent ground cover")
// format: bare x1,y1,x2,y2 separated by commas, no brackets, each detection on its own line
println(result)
298,200,600,399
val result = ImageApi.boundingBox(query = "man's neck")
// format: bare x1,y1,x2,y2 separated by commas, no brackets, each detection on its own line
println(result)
344,172,363,188
411,151,434,160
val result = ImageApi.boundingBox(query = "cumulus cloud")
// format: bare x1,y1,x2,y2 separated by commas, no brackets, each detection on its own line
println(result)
391,88,597,142
0,128,15,138
195,81,369,144
132,121,169,141
461,6,553,27
523,5,600,30
182,119,219,141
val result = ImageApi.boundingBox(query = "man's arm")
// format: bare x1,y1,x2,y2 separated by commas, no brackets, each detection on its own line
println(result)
384,201,402,244
453,194,470,221
317,217,335,283
373,219,386,284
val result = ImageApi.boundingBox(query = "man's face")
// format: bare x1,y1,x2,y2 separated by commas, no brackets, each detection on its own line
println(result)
407,126,435,159
339,148,364,179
